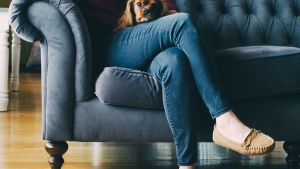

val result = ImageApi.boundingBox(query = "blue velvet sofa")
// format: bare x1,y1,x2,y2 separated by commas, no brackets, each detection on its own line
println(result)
9,0,300,168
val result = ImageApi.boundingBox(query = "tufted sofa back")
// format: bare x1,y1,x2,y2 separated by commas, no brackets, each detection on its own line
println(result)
186,0,300,51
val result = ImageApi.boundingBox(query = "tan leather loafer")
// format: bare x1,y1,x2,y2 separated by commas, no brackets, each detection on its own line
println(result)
213,125,275,155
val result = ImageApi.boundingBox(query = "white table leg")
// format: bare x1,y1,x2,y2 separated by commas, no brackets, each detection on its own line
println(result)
0,9,9,111
11,31,21,92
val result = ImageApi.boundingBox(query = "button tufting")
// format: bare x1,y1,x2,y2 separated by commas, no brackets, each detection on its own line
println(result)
287,37,292,45
197,3,202,13
269,5,276,16
241,0,253,16
293,8,299,17
220,7,227,14
245,7,251,15
219,2,227,14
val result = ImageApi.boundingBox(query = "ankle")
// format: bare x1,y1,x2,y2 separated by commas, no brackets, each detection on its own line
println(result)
179,164,196,169
215,110,235,127
214,110,251,143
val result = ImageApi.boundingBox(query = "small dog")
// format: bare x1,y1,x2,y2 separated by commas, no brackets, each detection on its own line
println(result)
114,0,169,32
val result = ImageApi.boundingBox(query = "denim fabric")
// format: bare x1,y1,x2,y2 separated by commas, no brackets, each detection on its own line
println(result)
148,48,199,165
102,13,231,165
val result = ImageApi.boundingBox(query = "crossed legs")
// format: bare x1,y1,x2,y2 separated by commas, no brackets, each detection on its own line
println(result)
104,13,274,168
147,48,252,168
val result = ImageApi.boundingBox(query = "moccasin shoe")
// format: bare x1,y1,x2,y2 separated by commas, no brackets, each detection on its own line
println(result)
213,125,275,155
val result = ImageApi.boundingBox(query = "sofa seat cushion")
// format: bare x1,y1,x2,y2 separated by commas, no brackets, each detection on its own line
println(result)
95,67,163,108
214,46,300,99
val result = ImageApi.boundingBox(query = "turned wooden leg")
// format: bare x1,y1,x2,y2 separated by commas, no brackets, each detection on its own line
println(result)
11,31,21,92
283,141,300,169
45,141,68,169
0,9,9,112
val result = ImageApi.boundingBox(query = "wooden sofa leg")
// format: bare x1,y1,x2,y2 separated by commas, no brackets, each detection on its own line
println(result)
45,141,68,169
283,141,300,169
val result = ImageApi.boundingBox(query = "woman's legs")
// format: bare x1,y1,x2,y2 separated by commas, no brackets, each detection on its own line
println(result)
103,13,270,167
105,13,230,117
147,47,199,166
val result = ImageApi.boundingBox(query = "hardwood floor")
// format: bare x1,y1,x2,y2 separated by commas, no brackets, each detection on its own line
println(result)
0,73,290,169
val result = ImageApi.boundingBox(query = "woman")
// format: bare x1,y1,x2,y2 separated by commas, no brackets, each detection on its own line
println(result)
78,0,275,168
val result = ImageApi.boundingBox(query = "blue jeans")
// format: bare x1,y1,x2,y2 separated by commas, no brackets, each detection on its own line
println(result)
103,13,231,166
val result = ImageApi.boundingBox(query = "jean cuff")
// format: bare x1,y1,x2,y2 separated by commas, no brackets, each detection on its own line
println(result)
178,161,197,166
211,105,231,119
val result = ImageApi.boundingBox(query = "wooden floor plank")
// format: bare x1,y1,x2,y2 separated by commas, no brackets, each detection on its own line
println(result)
0,73,288,169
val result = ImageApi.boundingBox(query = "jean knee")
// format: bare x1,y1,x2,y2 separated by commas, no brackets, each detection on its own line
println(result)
172,13,193,22
169,13,199,39
150,47,190,82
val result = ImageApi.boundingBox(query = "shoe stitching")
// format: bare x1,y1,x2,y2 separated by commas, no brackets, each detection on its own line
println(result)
213,125,275,154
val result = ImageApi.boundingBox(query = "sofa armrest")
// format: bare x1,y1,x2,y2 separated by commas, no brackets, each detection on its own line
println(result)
9,0,92,141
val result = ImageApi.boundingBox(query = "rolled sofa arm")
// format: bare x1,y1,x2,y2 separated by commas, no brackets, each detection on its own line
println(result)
9,0,92,141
